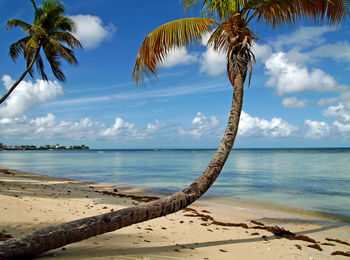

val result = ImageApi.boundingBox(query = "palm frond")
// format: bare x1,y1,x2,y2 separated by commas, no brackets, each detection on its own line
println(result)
26,55,35,79
9,36,31,61
23,37,39,59
6,19,31,32
43,50,65,81
181,0,247,20
52,31,83,49
35,0,65,28
46,38,78,64
248,0,349,28
35,53,48,81
53,16,76,32
30,0,37,11
133,17,215,85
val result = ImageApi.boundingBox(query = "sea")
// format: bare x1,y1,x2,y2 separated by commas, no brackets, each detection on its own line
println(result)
0,148,349,221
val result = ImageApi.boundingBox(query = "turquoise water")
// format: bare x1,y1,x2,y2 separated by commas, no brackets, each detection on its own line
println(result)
0,148,349,220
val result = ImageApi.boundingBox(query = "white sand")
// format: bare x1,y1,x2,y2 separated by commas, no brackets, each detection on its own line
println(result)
1,168,349,259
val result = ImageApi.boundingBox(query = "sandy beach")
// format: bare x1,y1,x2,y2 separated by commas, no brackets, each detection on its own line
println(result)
1,168,350,260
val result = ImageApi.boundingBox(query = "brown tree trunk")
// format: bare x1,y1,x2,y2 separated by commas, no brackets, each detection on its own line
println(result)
0,74,245,260
0,47,41,105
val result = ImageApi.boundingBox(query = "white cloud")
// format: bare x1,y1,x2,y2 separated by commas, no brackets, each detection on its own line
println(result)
0,113,164,141
273,26,330,50
199,47,226,76
265,52,338,95
0,75,64,118
161,47,198,68
323,103,350,123
180,112,219,138
238,111,297,137
310,41,350,63
199,31,226,76
303,120,331,139
317,97,339,106
147,119,164,133
101,117,147,140
323,103,350,134
71,15,116,49
252,43,273,63
333,120,350,133
282,97,309,108
0,114,97,140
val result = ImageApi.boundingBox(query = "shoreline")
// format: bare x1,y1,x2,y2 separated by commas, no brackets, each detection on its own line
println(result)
1,168,350,259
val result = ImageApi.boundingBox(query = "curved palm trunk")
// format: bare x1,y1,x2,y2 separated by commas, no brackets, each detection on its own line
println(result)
0,74,245,260
0,47,41,105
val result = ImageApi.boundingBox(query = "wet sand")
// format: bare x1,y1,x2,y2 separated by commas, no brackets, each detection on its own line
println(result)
1,168,350,259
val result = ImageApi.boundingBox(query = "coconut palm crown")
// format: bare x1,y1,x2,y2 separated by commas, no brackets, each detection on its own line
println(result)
0,0,82,104
133,0,349,86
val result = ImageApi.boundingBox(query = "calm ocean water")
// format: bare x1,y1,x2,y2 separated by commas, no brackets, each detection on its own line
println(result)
0,148,349,220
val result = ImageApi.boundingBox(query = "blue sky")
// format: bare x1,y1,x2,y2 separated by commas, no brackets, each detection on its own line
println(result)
0,0,349,149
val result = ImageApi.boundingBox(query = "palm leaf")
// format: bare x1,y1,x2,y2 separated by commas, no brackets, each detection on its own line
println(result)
53,16,77,32
9,36,31,61
52,31,83,49
30,0,37,11
46,38,78,64
181,0,247,19
35,53,48,81
43,47,65,81
6,19,31,32
133,17,215,85
35,1,65,28
248,0,349,27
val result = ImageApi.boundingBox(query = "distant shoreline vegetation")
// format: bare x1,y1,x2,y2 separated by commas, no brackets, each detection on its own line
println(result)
0,143,89,151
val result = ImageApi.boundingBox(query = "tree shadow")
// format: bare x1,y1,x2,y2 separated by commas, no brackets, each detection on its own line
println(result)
35,220,347,259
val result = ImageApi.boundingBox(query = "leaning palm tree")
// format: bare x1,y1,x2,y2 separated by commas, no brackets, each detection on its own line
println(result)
0,0,348,259
0,0,82,105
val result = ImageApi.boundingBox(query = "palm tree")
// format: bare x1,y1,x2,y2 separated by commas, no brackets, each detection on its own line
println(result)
0,0,82,105
0,0,348,259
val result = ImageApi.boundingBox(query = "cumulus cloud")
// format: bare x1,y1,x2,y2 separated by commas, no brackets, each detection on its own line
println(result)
146,119,165,133
0,114,165,141
160,47,198,68
265,52,338,95
199,47,226,76
238,111,297,137
71,15,116,49
0,75,64,118
0,114,99,140
198,32,226,76
273,26,330,50
317,97,339,107
100,117,147,140
252,43,273,63
180,112,219,138
303,120,331,139
323,103,350,134
310,41,350,63
323,103,350,123
282,97,309,108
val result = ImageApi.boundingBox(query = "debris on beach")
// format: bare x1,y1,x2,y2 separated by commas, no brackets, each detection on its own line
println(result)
0,231,13,241
295,245,302,250
331,251,350,257
94,189,159,203
307,243,323,251
0,168,14,175
326,238,350,246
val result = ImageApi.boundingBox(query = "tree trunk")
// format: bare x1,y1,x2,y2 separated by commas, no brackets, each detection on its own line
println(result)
0,75,245,260
0,47,41,105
